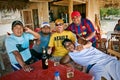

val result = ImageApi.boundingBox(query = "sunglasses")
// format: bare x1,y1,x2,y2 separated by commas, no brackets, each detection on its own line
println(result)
55,23,63,26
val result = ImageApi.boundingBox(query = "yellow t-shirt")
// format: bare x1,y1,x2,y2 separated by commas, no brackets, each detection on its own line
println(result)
48,31,76,57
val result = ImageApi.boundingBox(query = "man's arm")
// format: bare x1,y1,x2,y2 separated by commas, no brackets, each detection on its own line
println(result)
85,19,96,41
13,51,33,72
76,37,92,51
85,31,96,41
60,54,72,66
24,27,40,39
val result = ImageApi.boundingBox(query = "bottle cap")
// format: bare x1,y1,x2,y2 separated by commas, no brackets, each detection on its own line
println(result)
54,71,60,76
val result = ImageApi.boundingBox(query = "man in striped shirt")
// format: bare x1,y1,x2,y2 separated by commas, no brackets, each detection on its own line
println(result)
66,11,96,47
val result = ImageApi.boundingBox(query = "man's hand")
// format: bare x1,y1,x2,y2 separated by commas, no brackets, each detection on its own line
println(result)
76,45,84,51
22,64,34,72
47,48,52,55
24,27,33,33
35,39,41,45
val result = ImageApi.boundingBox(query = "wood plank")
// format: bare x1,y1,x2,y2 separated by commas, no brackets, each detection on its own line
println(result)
29,0,52,2
107,49,120,59
53,0,86,6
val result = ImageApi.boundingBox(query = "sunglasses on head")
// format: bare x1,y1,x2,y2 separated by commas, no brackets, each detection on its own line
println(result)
55,23,63,26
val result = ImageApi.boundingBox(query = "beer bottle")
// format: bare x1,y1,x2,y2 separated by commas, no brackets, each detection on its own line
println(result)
42,47,48,69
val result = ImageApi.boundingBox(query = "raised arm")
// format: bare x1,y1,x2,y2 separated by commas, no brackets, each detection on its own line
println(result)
85,31,96,41
24,27,40,39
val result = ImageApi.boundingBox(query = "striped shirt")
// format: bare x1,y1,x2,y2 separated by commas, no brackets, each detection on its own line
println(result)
66,18,96,43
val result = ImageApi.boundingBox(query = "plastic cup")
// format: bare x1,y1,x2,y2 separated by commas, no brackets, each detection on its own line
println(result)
66,67,74,78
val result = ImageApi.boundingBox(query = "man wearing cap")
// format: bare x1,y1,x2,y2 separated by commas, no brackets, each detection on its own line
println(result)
30,22,51,60
5,20,40,72
47,19,76,61
66,11,96,47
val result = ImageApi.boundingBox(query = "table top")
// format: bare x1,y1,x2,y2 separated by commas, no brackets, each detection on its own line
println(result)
0,60,93,80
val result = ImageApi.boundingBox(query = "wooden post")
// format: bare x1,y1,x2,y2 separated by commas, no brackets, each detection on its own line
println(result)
37,2,49,26
68,0,73,24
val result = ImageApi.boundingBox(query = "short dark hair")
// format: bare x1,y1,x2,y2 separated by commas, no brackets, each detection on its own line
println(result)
12,20,23,30
62,38,72,47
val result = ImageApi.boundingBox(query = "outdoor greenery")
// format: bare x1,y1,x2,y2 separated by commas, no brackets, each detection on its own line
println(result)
100,8,120,20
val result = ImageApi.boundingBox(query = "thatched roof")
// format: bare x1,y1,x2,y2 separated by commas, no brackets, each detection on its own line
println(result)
0,0,120,11
0,0,29,11
50,0,120,8
100,0,120,8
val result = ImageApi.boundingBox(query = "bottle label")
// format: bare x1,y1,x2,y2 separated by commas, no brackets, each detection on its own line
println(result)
45,59,48,65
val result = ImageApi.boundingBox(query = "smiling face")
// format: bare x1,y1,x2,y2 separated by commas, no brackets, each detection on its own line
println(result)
41,26,50,34
72,16,81,26
55,19,64,33
12,25,24,37
64,41,75,52
55,22,64,33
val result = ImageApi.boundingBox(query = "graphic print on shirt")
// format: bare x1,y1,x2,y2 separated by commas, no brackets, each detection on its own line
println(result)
16,44,27,52
54,35,68,47
71,21,88,37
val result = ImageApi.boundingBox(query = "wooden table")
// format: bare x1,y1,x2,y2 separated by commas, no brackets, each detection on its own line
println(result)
0,60,93,80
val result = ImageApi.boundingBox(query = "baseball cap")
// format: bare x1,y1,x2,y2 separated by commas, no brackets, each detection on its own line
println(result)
41,22,50,28
12,20,23,30
71,11,81,19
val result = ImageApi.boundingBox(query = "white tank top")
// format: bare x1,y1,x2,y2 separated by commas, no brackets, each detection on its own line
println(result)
69,47,117,67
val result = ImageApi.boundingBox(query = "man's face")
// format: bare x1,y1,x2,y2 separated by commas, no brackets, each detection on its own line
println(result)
41,26,50,34
64,42,75,52
55,22,64,32
12,25,24,37
72,16,81,26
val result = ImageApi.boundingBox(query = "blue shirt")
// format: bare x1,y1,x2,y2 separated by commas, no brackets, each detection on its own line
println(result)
5,33,34,64
32,32,50,53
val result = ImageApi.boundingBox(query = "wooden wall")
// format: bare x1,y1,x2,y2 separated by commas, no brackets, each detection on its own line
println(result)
49,3,86,23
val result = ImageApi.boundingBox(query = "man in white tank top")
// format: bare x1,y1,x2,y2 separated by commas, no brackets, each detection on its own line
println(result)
60,38,120,80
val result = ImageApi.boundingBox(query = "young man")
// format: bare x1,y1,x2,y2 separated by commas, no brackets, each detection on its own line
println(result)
47,19,76,61
66,11,96,47
61,38,120,80
5,20,40,72
31,22,51,59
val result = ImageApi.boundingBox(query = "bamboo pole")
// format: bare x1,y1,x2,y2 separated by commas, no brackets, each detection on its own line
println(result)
68,0,73,24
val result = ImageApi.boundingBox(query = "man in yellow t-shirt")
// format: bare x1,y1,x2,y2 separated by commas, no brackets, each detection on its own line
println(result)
48,19,76,61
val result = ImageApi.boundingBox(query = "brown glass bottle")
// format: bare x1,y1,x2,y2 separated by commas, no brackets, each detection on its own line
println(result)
42,47,48,69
